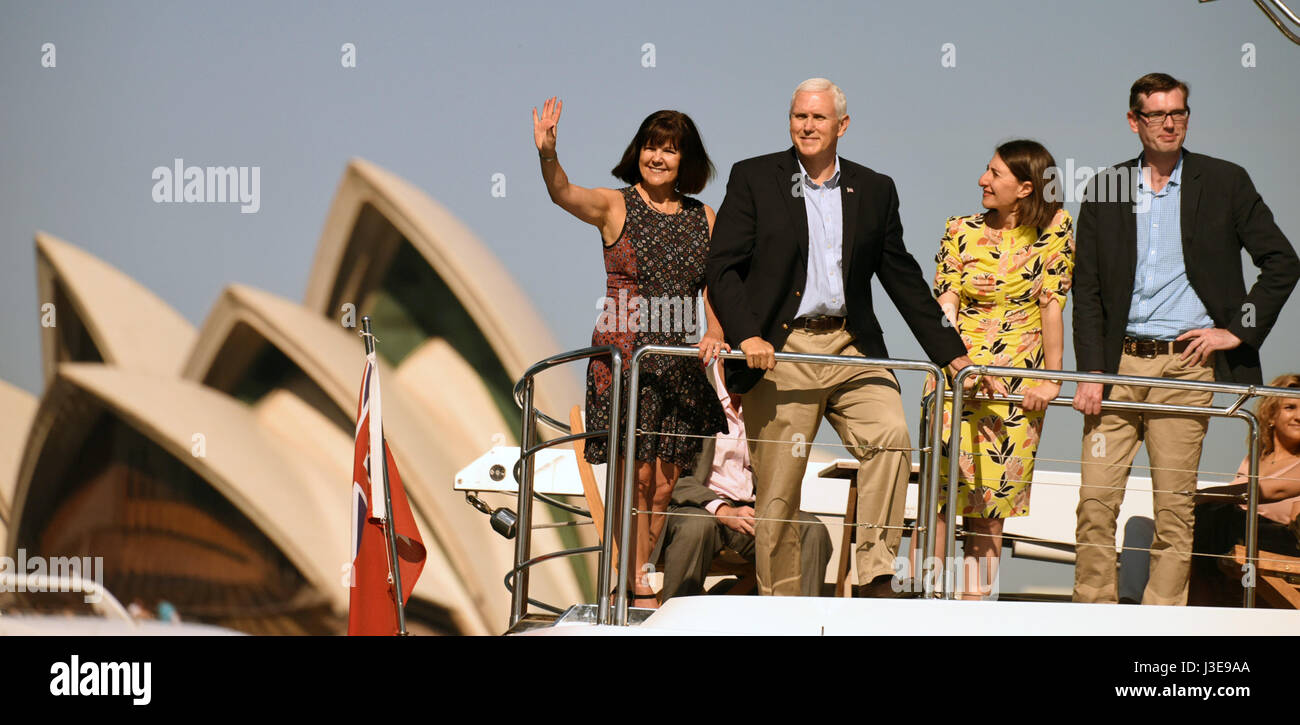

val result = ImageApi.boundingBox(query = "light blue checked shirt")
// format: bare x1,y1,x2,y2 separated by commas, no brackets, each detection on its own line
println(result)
1126,153,1214,339
795,156,846,318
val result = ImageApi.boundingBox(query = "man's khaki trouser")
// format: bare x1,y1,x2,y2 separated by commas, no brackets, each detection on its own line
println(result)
1074,351,1214,606
743,328,911,596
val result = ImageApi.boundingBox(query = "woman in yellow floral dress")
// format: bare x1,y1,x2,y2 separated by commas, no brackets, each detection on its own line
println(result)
930,140,1074,599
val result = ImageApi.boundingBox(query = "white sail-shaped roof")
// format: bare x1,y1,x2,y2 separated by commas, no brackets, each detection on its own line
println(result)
182,283,581,629
0,380,38,536
304,158,578,416
34,233,196,384
10,365,343,611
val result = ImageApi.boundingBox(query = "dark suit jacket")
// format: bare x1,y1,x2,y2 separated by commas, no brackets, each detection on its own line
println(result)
669,438,729,508
706,148,967,393
1072,149,1300,387
649,437,750,563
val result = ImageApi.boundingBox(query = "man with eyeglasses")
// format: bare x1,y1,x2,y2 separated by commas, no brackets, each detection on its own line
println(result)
1071,72,1299,605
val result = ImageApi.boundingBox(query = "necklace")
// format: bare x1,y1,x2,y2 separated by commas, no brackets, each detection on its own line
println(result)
637,186,681,215
1265,447,1300,466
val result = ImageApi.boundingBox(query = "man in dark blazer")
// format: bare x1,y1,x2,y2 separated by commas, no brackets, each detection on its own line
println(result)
1071,72,1299,605
706,78,973,597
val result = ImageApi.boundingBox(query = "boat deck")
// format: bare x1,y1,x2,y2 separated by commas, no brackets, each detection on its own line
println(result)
518,596,1297,636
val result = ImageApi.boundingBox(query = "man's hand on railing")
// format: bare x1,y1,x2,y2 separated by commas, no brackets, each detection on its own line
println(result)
739,336,776,370
1073,378,1105,416
949,355,1007,399
948,355,974,380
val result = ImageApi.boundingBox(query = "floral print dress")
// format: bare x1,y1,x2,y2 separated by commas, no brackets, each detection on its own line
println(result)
930,209,1074,518
583,187,726,471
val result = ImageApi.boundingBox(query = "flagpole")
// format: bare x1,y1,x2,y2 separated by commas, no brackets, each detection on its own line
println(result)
361,316,409,636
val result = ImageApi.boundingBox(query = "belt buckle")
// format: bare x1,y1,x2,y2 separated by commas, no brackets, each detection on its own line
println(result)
1124,337,1157,359
798,315,844,333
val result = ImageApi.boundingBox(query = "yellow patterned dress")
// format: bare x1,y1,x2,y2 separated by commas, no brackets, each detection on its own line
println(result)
930,209,1074,518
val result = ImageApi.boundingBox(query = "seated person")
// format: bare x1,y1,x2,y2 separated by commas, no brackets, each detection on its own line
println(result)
656,363,832,600
1191,375,1300,599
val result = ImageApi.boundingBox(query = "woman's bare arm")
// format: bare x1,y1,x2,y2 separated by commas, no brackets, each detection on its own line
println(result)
698,206,729,363
937,291,960,329
533,97,625,242
1041,299,1064,374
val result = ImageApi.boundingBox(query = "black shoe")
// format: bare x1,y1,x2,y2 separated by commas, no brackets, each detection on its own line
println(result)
860,574,909,599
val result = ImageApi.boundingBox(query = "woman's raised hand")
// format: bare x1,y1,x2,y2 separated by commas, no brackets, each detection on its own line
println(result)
532,96,562,155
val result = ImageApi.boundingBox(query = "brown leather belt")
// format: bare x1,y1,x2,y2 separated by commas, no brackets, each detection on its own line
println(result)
1122,336,1192,359
790,315,847,332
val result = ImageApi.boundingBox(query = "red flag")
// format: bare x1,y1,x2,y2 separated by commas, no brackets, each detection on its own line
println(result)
348,353,426,635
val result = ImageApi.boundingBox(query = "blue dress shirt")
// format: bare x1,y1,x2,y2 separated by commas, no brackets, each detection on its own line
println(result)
795,156,847,318
1126,153,1214,339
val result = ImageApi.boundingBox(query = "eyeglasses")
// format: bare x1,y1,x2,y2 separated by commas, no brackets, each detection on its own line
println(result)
1135,109,1190,126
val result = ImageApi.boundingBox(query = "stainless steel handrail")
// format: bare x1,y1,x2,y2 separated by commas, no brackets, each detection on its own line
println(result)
1257,0,1300,44
1268,0,1300,24
513,345,617,436
944,365,1298,608
510,343,1296,628
1201,0,1300,45
510,345,623,628
615,346,946,625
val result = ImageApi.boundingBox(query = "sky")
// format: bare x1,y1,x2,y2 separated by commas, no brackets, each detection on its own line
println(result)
3,0,1299,527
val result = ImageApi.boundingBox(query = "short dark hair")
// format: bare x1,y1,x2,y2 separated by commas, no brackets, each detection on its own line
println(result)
611,110,714,195
996,139,1061,231
1129,73,1190,114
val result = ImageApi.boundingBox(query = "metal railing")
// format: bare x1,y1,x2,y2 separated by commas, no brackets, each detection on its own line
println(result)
613,346,946,625
945,365,1300,608
510,344,1300,628
1200,0,1300,45
510,345,622,629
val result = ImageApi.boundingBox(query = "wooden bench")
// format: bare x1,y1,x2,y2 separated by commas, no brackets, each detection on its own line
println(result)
1221,544,1300,609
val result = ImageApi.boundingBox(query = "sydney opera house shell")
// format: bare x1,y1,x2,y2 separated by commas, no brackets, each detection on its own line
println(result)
0,159,589,635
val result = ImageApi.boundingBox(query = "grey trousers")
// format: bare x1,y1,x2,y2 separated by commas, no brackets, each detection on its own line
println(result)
659,501,833,600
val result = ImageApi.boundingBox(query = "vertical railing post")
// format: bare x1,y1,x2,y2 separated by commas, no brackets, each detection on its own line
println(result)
914,393,930,597
510,377,537,628
923,371,946,599
946,366,976,600
1240,409,1261,609
615,350,643,626
596,350,623,625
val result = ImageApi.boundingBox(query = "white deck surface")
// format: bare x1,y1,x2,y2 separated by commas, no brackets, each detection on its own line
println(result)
522,596,1298,636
